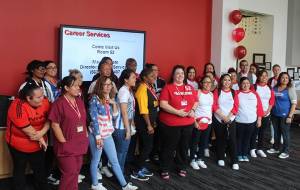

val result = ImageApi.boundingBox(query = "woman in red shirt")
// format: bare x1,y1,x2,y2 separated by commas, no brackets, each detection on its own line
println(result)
48,76,89,190
159,65,198,179
6,83,50,190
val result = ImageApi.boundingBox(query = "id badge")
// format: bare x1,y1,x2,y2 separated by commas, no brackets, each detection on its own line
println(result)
77,125,84,133
181,100,188,106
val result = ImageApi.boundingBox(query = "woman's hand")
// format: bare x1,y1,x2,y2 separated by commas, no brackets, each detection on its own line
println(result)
96,138,104,149
286,117,292,124
188,110,195,118
147,125,154,135
30,130,44,141
257,118,262,128
125,129,131,140
108,98,116,105
39,138,47,151
177,109,188,117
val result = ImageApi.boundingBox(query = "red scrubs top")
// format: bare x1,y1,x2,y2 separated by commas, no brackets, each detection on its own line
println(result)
48,96,88,157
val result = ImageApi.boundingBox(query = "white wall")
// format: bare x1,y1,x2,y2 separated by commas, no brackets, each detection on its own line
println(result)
286,0,300,67
211,0,288,75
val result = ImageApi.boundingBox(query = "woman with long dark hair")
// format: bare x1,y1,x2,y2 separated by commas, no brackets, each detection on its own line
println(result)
267,72,297,159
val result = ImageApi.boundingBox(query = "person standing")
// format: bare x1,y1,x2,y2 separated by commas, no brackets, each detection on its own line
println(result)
6,83,50,190
236,77,263,162
190,76,214,170
249,70,275,158
212,74,239,170
48,76,89,190
237,60,256,84
159,65,198,179
267,72,297,159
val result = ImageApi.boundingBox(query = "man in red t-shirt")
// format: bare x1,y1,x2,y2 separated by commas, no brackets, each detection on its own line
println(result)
6,83,50,190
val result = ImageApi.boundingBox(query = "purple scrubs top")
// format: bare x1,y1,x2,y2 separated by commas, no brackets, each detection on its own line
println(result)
48,96,89,157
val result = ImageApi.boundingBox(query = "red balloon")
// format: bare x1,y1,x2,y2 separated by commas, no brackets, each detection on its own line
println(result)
234,45,247,59
229,10,242,25
232,27,245,42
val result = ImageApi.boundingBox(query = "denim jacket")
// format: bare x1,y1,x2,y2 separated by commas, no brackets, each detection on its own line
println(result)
89,95,119,139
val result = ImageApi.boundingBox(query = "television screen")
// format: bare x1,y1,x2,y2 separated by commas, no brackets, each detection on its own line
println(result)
60,25,145,81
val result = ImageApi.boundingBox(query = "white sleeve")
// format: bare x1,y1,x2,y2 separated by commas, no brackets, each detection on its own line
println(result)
118,87,130,103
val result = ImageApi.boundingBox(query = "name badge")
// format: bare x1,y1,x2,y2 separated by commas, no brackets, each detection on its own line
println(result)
77,125,84,133
181,100,188,106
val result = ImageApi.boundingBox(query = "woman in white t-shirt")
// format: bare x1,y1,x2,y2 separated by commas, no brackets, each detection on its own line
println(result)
113,69,137,173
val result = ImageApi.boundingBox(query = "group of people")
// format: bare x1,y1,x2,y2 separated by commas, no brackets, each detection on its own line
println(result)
5,57,297,190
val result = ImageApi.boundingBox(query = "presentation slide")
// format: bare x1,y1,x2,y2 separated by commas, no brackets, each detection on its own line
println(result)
60,25,145,81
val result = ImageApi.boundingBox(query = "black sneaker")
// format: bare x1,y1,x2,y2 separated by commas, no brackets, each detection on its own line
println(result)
130,171,149,181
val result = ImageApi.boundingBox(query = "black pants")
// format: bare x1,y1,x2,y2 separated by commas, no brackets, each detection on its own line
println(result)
213,117,237,164
236,122,256,156
45,146,61,179
150,119,161,158
8,146,49,190
160,123,193,173
190,125,211,161
136,119,154,169
250,116,270,150
272,116,291,153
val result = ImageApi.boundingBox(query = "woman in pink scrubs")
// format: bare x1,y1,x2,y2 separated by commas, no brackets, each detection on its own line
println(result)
48,76,89,190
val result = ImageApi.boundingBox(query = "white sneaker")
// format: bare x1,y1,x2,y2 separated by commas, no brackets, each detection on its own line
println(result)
190,161,200,170
204,149,210,157
47,174,60,185
91,183,107,190
257,150,267,158
196,160,207,169
97,171,102,180
78,177,82,183
278,153,289,159
267,148,279,154
270,138,274,144
78,174,85,180
250,149,257,158
122,182,138,190
280,136,283,144
232,164,239,170
217,160,225,167
101,166,113,178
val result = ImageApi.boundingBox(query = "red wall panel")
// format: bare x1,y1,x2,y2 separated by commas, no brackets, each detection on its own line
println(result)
0,0,212,95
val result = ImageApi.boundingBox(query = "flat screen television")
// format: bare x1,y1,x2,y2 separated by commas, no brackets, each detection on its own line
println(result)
60,25,145,81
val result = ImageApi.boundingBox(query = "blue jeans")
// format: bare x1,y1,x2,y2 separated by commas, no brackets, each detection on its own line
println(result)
89,134,127,187
112,129,130,173
271,116,290,153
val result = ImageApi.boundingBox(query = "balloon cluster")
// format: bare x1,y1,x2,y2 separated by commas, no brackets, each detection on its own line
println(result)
229,10,246,59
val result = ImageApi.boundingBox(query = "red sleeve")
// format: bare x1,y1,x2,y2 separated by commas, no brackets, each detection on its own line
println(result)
254,91,264,117
250,84,255,91
159,85,170,102
212,90,219,112
269,89,275,106
9,100,30,128
48,100,62,123
231,91,239,115
194,89,199,102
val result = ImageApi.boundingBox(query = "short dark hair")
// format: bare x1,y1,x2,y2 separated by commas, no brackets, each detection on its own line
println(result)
145,63,156,69
98,57,112,70
239,76,250,86
272,64,281,70
125,58,137,67
256,69,268,84
140,68,153,82
118,69,135,89
239,60,248,66
26,60,45,77
44,60,55,67
228,67,237,74
58,76,76,94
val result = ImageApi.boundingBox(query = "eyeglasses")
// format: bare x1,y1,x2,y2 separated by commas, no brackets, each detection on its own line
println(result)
36,67,46,72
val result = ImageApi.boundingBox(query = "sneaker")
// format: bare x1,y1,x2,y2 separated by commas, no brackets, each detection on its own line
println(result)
196,160,207,169
250,149,257,158
78,177,82,183
232,164,239,170
204,149,210,157
190,161,200,170
152,155,159,161
47,174,60,185
243,156,249,162
122,182,138,190
278,153,289,159
145,158,150,162
257,150,267,158
79,174,85,180
267,148,280,154
217,160,225,167
91,183,107,190
178,170,187,177
280,136,283,144
238,156,244,162
160,172,170,180
101,166,113,178
97,171,102,180
270,138,274,144
130,171,149,181
141,168,153,177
